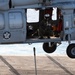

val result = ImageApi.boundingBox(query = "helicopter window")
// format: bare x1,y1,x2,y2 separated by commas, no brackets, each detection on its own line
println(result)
0,14,4,29
52,8,57,20
9,12,23,29
27,9,39,23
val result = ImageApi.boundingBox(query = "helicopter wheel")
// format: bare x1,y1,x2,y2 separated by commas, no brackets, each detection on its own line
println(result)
43,42,57,53
66,44,75,58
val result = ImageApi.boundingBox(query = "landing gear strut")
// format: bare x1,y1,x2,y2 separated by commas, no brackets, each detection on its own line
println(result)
66,44,75,58
43,42,57,53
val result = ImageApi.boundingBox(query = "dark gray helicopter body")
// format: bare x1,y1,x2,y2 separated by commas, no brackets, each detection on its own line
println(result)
0,0,75,58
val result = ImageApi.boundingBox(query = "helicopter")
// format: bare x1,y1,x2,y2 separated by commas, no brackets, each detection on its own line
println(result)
0,0,75,58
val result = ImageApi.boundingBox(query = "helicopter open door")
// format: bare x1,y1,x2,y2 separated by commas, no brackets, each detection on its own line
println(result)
26,8,62,53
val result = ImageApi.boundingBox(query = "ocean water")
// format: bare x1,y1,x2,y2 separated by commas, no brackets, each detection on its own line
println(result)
0,42,69,56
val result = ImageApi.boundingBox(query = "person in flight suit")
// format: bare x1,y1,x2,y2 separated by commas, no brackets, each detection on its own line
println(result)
39,8,53,39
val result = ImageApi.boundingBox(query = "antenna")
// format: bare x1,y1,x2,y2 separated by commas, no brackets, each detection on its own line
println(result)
33,47,37,75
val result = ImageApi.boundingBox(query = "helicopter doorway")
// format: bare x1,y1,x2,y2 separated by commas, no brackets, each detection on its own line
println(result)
26,8,62,43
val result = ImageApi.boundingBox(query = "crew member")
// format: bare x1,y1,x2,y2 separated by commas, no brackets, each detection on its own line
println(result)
39,8,53,39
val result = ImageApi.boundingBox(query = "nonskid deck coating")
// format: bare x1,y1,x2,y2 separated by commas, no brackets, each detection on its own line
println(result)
0,55,75,75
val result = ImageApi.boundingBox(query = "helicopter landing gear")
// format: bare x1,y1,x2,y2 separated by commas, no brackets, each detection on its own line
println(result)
66,44,75,58
43,42,57,53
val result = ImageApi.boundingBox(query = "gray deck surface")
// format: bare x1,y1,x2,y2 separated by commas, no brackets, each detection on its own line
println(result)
0,55,75,75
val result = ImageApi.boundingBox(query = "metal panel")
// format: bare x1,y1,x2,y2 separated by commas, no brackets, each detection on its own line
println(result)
0,14,4,29
51,0,75,4
12,0,42,6
9,12,23,29
0,0,9,10
0,9,26,44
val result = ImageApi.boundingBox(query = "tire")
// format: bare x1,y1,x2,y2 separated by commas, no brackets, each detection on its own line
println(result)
43,42,57,53
66,44,75,58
